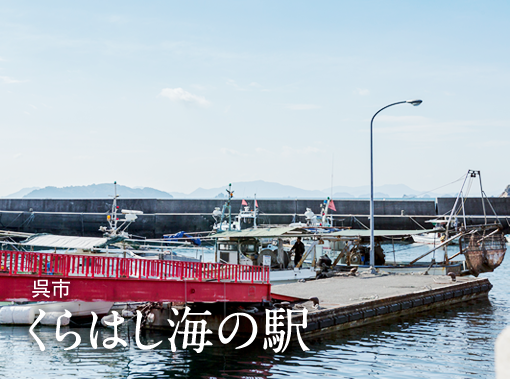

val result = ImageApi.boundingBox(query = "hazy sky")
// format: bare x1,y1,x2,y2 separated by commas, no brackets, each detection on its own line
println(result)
1,1,509,196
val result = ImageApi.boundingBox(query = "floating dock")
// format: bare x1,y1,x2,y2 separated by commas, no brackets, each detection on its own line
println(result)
143,272,492,338
272,273,492,336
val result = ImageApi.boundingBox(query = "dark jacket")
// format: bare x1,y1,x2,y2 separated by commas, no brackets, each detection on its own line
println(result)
291,240,305,256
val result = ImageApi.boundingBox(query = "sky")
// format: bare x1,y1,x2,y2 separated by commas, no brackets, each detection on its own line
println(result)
1,1,509,197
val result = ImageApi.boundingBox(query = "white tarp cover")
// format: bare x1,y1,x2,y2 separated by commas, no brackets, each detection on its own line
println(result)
22,235,108,250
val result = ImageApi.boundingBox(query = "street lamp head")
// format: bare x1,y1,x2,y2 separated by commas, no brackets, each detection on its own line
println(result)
406,99,422,106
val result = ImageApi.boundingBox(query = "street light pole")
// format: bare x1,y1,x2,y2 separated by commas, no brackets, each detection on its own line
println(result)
369,99,422,268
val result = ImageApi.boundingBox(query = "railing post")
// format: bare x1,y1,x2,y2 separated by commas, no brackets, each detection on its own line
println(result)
9,252,13,275
66,255,70,277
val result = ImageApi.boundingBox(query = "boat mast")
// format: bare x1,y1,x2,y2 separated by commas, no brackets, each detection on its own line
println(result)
322,197,330,226
254,193,257,229
226,183,233,231
477,171,487,227
446,171,470,237
108,181,120,236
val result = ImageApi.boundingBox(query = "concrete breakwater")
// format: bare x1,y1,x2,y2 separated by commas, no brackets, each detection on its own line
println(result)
0,197,508,238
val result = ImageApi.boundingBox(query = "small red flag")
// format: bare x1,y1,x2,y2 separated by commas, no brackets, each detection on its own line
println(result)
328,200,336,212
255,200,259,208
241,199,248,206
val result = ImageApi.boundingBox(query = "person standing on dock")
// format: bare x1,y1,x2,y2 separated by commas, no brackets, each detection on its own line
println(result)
291,237,305,268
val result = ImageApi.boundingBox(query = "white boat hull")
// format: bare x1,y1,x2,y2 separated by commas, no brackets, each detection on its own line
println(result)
412,233,459,245
19,301,113,323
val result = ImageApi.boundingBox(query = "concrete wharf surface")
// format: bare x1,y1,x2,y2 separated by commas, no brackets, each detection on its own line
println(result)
272,273,492,336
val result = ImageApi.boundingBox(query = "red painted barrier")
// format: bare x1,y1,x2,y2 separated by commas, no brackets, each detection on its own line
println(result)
0,250,269,283
0,250,272,303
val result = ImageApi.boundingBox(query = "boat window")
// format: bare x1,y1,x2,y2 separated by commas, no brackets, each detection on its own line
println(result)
219,243,237,251
240,244,256,253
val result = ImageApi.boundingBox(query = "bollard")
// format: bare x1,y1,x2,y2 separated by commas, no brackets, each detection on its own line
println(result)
496,326,510,378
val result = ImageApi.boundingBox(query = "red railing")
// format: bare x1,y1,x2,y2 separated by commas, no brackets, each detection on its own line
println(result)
0,250,270,284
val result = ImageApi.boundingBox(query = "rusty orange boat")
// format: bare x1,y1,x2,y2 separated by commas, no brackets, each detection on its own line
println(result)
461,233,506,277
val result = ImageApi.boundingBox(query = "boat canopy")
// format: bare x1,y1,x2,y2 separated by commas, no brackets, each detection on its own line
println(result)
212,227,309,239
212,227,441,240
21,234,112,250
327,229,442,238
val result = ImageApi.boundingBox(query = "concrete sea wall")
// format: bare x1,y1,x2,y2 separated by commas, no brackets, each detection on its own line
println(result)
0,197,507,238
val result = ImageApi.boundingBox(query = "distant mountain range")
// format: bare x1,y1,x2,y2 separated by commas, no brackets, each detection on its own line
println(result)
1,180,459,199
4,184,174,199
170,181,452,199
2,187,41,198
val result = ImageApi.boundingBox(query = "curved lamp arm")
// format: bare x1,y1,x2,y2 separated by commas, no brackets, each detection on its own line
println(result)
369,99,422,267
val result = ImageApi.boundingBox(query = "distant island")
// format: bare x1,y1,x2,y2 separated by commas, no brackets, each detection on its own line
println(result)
4,183,174,199
1,180,464,199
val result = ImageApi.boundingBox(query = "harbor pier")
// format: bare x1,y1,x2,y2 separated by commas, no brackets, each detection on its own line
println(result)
0,250,496,339
272,273,492,337
144,273,492,338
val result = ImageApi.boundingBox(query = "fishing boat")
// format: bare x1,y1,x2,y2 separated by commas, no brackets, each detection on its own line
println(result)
211,225,467,283
411,169,507,276
0,181,203,262
411,218,460,245
412,232,460,245
0,183,204,325
312,228,466,276
213,227,318,284
212,184,260,232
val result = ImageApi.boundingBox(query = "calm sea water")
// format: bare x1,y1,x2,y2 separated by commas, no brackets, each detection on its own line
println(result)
0,243,508,378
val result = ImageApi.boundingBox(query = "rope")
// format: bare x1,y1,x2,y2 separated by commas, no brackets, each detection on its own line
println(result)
18,212,35,228
408,216,426,230
482,190,501,224
3,212,23,228
352,216,369,230
408,174,466,198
